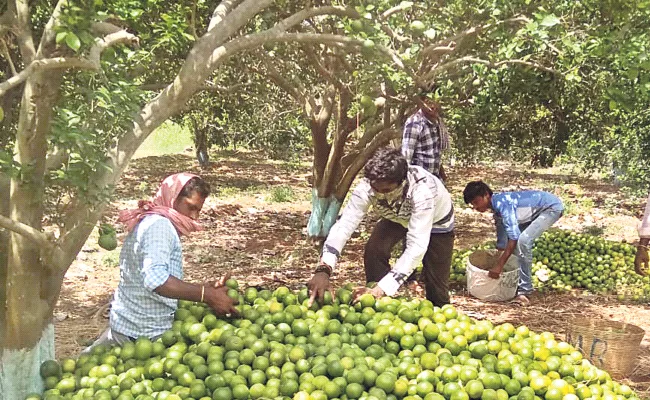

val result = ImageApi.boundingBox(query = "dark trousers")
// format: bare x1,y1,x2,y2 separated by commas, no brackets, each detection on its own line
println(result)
364,219,455,307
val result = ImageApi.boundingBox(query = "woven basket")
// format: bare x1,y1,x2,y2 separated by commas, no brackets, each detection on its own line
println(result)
565,318,645,378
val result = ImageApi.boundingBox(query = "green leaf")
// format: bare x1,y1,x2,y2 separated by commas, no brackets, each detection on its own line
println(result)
0,106,4,122
540,14,561,27
56,32,68,44
65,32,81,51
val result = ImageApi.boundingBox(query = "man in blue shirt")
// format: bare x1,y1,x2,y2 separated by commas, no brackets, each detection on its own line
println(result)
87,173,237,350
463,181,564,305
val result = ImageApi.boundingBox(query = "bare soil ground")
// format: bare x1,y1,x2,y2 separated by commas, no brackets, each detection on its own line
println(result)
54,151,650,396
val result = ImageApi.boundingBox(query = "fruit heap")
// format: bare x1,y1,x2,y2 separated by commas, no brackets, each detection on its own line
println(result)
449,244,494,284
530,230,645,298
32,281,639,400
449,230,646,300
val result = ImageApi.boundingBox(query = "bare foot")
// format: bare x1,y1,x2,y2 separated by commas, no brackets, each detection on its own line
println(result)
510,294,530,306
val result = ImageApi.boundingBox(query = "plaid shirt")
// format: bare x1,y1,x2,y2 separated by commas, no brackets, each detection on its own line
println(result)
321,166,454,296
401,109,443,176
110,215,183,338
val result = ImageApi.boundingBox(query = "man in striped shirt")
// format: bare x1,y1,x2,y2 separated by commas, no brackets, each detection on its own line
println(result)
307,147,455,306
635,192,650,275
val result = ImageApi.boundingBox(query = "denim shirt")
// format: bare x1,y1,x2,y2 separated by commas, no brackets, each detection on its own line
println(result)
492,191,564,247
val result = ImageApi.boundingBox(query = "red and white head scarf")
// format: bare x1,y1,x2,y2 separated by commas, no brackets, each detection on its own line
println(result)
118,173,204,236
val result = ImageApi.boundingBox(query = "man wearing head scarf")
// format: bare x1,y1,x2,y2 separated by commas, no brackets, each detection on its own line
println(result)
86,173,237,350
635,192,650,275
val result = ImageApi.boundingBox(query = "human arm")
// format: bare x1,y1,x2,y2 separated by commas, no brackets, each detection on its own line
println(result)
438,164,447,183
488,239,517,279
155,276,239,316
635,193,650,275
138,218,238,315
401,116,422,164
351,285,385,303
308,181,372,305
375,192,437,297
495,218,508,250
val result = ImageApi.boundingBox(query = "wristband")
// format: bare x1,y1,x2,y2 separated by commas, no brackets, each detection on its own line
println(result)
200,285,205,303
314,264,332,276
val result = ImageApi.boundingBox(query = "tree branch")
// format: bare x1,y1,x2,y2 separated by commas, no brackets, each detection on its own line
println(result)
0,57,96,97
0,9,15,37
0,27,138,97
0,213,53,251
189,0,199,39
11,0,36,63
425,56,560,82
381,2,414,19
256,54,312,112
208,0,239,31
140,81,244,92
35,0,67,58
0,38,18,75
88,29,139,66
337,128,401,198
420,16,531,59
302,45,342,89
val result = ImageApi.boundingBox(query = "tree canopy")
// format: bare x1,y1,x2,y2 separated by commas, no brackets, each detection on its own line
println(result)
0,0,649,396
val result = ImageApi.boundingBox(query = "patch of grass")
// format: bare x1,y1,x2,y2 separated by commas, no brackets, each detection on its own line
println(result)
268,185,296,203
217,185,265,198
101,251,120,268
582,225,604,236
133,122,193,158
262,255,284,269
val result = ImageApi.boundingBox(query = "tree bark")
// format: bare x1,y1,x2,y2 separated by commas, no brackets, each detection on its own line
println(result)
5,69,63,351
0,174,9,348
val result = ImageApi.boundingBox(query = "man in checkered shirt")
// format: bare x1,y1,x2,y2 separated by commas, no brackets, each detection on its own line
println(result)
85,174,237,351
401,92,450,181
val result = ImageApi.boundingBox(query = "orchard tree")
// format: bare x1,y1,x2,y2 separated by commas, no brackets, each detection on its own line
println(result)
0,1,371,397
249,0,571,238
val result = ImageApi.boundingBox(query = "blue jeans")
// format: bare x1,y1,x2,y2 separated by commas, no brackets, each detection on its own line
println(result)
514,210,562,295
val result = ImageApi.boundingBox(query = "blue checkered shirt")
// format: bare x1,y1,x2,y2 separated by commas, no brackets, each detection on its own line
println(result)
110,215,183,338
401,109,443,176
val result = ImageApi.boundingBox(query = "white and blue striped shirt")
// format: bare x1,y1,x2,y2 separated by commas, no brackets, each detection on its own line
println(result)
110,215,183,339
321,166,454,296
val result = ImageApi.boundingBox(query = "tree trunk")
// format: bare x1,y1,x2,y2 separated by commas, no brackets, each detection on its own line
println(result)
306,189,342,238
1,68,63,399
0,175,9,347
0,324,55,399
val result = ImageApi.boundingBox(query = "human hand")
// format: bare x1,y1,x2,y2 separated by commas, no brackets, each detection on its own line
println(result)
635,245,649,276
205,274,230,289
307,271,332,307
204,285,239,317
352,286,384,303
488,265,503,279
